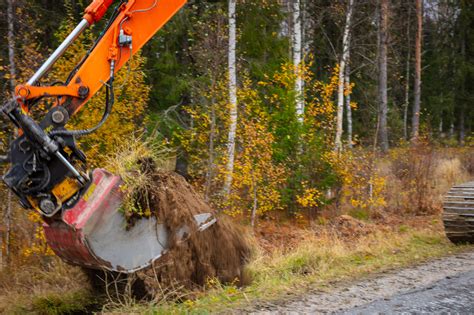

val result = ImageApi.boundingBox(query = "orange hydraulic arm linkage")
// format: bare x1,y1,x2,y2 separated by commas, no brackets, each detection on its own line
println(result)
15,0,187,116
1,0,186,215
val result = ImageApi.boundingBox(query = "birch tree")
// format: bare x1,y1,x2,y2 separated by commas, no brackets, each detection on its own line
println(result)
293,0,304,124
411,0,423,140
378,0,389,152
335,0,355,151
345,60,353,148
223,0,238,196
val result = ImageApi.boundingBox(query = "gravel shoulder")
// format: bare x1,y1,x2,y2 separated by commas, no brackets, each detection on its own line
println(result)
251,250,474,314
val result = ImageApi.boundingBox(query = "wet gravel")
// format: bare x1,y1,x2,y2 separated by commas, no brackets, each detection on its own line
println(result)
250,251,474,314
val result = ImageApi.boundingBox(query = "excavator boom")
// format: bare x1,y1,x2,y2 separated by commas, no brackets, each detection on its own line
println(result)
17,0,187,115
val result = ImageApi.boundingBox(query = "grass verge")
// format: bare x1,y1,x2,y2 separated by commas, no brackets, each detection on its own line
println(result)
0,259,96,315
112,225,469,314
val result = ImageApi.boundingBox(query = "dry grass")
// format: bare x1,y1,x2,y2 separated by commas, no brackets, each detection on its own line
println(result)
109,219,467,314
0,258,96,314
105,137,173,193
103,146,474,313
0,218,466,314
1,145,471,314
104,137,173,217
105,136,173,178
433,157,470,198
382,146,472,214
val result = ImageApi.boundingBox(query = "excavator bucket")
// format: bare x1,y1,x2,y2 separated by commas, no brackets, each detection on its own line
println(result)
43,169,216,273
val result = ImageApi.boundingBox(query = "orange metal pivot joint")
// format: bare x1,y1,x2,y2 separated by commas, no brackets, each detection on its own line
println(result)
15,84,89,101
83,0,114,25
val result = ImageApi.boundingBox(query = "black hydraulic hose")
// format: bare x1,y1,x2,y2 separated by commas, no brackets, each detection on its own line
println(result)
49,74,115,138
49,1,129,137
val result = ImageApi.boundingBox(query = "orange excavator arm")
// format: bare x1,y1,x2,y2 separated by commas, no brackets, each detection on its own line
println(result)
1,0,187,216
15,0,187,116
1,0,220,273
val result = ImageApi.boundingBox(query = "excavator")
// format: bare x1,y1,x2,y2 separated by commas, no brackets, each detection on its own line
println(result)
1,0,216,273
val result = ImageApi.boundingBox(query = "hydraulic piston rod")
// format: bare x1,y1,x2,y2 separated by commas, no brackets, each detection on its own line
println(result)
26,0,114,86
28,19,90,86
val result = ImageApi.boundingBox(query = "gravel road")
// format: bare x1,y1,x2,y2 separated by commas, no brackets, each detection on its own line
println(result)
251,251,474,314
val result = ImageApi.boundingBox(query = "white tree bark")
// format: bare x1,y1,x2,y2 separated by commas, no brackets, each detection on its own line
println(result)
223,0,238,197
345,61,353,149
293,0,304,124
335,0,355,151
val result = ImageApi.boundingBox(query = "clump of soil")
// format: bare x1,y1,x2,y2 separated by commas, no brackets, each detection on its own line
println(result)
134,165,251,298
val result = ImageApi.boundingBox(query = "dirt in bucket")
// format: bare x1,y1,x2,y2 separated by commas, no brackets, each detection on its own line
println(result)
129,164,251,299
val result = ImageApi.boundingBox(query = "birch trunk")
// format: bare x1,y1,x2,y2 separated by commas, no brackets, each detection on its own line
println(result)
3,0,17,267
223,0,238,197
345,61,353,149
411,0,423,140
335,0,354,151
378,0,389,152
293,0,304,124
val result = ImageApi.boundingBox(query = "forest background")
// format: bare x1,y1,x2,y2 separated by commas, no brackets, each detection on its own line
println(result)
0,0,472,271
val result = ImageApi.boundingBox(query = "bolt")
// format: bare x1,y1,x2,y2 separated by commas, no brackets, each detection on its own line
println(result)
52,111,66,124
17,86,30,98
40,199,56,215
78,86,90,99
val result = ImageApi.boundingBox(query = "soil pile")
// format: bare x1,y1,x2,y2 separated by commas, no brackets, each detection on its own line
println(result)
134,169,251,297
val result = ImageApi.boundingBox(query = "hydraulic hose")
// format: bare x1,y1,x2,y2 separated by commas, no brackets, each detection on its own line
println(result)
50,62,115,138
